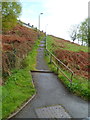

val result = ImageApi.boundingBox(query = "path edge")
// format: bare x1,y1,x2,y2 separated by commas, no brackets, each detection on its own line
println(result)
7,73,37,120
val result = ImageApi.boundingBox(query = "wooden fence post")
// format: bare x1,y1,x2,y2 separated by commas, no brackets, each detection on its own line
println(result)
50,54,52,64
57,61,59,74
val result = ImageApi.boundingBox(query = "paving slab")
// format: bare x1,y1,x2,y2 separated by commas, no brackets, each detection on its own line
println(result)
35,105,71,118
36,47,49,70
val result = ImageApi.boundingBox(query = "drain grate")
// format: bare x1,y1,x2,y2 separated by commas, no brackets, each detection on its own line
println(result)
35,105,71,118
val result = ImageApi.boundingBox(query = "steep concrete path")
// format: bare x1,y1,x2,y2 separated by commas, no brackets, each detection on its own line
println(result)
12,38,89,119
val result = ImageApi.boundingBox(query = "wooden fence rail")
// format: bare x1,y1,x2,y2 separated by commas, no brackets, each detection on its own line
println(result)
45,36,74,85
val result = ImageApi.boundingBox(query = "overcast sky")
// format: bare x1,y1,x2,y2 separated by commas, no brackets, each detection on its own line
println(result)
20,0,89,40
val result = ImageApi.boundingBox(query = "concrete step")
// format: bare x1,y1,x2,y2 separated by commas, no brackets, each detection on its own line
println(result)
31,70,53,73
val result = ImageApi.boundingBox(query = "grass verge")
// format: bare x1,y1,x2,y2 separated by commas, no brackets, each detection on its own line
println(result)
45,55,90,100
2,38,41,119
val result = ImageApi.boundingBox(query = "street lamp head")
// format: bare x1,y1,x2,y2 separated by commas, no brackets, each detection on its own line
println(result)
40,13,43,15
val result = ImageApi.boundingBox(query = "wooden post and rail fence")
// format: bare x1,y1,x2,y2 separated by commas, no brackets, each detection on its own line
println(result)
45,36,74,86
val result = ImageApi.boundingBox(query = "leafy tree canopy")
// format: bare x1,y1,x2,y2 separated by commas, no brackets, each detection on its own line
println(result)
2,2,22,32
69,18,90,46
77,18,88,43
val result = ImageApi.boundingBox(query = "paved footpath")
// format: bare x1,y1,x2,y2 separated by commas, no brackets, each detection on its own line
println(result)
12,39,89,119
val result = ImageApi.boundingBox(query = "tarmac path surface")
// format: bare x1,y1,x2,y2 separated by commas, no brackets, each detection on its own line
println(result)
12,38,89,119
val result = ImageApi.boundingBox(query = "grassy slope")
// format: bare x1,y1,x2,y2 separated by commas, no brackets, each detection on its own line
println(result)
47,35,88,52
2,37,42,119
45,35,89,100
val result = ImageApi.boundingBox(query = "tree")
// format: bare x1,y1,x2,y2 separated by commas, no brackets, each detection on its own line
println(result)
69,25,78,42
2,2,22,32
77,18,88,46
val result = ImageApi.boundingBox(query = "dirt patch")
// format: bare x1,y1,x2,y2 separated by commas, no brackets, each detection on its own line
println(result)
55,49,89,78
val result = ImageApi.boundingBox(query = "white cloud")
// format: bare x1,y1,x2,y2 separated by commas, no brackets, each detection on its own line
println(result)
20,0,89,40
40,0,89,39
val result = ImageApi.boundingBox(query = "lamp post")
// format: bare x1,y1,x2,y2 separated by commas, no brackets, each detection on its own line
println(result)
38,13,43,38
38,13,43,30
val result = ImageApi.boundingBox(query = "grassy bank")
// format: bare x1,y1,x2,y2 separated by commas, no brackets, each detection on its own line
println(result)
45,35,89,100
47,35,88,52
2,37,41,119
